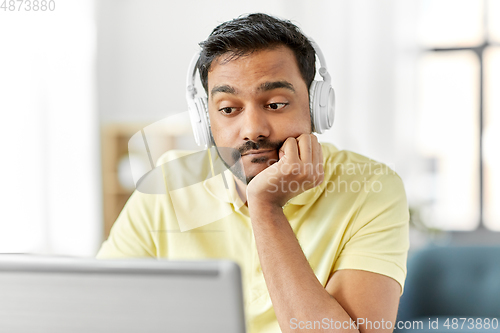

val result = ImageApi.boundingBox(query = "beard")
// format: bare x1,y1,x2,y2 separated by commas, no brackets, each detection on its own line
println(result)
214,138,285,185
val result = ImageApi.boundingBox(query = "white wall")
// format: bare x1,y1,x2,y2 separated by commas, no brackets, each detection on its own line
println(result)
97,0,288,123
0,0,101,256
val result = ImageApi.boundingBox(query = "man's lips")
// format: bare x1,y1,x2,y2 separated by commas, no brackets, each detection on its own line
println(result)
242,149,275,156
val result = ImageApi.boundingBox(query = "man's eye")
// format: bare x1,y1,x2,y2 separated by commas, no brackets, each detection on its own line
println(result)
266,103,288,110
219,107,236,115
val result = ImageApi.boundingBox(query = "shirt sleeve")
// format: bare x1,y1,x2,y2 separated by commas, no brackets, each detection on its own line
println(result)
96,191,159,259
333,172,410,294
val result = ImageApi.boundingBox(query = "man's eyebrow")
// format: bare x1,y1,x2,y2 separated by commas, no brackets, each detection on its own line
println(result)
210,81,295,98
258,81,295,93
211,85,236,98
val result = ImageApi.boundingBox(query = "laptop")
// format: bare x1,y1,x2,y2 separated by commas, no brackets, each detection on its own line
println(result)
0,255,246,333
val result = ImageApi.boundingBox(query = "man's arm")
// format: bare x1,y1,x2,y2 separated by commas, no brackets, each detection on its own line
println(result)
247,135,402,333
249,199,400,333
96,191,158,258
326,269,401,332
249,201,357,333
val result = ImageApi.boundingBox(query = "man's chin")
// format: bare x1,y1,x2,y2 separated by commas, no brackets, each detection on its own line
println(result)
241,169,260,185
242,160,278,185
245,175,256,185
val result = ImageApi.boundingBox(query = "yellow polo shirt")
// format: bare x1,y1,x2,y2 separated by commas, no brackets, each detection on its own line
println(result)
97,143,410,333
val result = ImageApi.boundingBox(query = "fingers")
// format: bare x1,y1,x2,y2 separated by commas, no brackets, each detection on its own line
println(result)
279,134,323,186
279,137,299,163
311,135,324,186
310,135,322,168
296,134,312,164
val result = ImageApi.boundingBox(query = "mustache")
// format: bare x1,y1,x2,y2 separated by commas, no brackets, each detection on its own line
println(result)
228,139,284,163
237,139,285,156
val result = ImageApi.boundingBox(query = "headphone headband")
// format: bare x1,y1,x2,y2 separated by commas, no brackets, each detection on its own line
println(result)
308,38,331,84
186,51,200,100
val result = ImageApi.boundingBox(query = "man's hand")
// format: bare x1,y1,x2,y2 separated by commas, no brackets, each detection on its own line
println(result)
246,134,324,208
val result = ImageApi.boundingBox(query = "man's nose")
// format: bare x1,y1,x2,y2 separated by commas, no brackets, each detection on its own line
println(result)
240,105,271,141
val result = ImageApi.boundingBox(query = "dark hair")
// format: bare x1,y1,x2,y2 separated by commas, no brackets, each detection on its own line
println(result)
197,13,316,94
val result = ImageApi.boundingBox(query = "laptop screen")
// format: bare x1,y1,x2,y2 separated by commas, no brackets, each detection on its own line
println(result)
0,256,246,333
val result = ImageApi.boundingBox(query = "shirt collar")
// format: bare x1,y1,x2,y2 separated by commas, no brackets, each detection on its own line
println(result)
202,169,245,206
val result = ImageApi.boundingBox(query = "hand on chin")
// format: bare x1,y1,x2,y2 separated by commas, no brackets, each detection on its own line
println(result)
246,134,324,209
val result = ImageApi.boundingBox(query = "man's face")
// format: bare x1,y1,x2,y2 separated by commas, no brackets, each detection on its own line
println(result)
207,45,312,184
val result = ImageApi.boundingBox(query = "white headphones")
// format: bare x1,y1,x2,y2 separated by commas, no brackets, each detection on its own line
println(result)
186,39,335,149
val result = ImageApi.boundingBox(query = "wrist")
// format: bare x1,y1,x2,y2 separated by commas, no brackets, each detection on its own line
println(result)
246,187,291,210
247,196,284,214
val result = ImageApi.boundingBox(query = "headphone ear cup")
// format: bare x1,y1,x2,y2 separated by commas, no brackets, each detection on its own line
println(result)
309,80,335,134
188,96,212,148
196,97,212,148
309,80,321,133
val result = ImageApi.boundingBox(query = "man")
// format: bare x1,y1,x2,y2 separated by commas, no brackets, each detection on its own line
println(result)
97,13,409,333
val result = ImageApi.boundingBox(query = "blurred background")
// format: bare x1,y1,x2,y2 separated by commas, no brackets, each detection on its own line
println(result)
0,0,499,257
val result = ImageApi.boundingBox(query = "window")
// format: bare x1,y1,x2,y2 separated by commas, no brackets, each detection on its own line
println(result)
484,47,500,230
415,0,499,230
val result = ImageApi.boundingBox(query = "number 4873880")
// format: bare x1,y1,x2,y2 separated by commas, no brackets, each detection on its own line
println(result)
1,0,56,11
